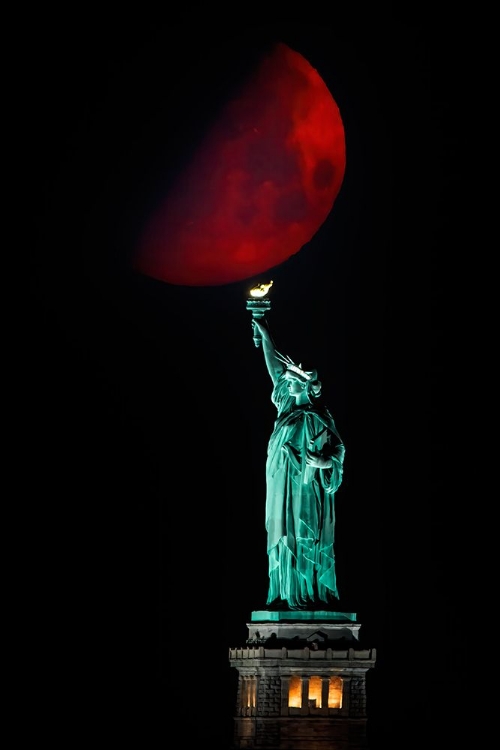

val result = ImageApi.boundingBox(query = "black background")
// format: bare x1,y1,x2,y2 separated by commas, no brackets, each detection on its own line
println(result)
25,13,464,748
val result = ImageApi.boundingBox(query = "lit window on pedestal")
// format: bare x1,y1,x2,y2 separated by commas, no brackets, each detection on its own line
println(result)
308,676,322,707
243,677,256,708
288,675,302,708
328,676,343,708
287,675,343,709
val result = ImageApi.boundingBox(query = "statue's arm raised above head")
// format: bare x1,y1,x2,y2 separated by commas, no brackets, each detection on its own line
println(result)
252,318,284,386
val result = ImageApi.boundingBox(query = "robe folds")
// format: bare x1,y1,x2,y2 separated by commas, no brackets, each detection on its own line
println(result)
265,374,345,609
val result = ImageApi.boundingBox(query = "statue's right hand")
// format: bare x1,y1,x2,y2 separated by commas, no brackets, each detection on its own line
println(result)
252,318,267,334
253,320,270,342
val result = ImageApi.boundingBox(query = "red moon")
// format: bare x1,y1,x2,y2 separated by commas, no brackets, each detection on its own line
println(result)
134,42,346,287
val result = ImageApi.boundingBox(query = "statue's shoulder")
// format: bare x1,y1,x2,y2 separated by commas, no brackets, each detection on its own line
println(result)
314,405,338,429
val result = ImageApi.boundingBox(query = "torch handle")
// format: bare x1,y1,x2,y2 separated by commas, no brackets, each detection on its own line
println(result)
251,311,267,347
246,298,271,349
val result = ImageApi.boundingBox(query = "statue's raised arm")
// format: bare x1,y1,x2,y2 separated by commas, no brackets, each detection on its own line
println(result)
252,318,284,386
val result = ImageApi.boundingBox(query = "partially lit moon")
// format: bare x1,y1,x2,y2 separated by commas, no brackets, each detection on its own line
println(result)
134,42,346,286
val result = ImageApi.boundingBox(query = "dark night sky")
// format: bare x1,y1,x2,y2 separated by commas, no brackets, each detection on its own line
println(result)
25,14,465,748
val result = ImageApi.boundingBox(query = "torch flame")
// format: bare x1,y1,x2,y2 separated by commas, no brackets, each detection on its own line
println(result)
250,280,273,298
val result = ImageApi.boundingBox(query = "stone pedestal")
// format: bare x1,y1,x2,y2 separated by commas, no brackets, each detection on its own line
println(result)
229,611,376,750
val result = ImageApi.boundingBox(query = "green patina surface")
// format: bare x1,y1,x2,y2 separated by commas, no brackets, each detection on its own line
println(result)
251,610,357,622
251,314,346,611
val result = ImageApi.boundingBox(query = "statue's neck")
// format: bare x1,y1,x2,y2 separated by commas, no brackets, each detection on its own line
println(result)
295,391,310,407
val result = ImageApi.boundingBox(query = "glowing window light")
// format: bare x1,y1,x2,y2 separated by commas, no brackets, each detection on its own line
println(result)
328,676,343,708
250,678,256,708
288,675,302,708
244,677,256,708
308,675,323,708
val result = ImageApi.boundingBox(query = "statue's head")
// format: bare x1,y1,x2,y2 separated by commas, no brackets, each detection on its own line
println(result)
282,359,322,400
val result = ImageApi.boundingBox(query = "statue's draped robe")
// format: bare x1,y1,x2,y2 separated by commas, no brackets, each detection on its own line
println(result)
266,375,345,609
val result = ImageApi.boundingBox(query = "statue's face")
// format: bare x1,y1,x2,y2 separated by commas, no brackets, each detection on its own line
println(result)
284,370,307,395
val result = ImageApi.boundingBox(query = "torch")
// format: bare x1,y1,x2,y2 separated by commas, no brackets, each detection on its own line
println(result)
246,281,273,347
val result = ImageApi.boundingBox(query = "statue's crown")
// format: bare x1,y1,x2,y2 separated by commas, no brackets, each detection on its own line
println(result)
276,351,313,381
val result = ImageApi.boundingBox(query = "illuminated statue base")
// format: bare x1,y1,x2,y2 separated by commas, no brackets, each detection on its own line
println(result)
251,610,357,621
248,610,360,644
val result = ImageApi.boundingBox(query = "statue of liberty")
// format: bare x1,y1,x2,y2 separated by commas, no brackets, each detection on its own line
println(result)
252,317,345,611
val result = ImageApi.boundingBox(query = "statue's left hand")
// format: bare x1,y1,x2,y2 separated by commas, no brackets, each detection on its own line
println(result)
305,449,333,469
